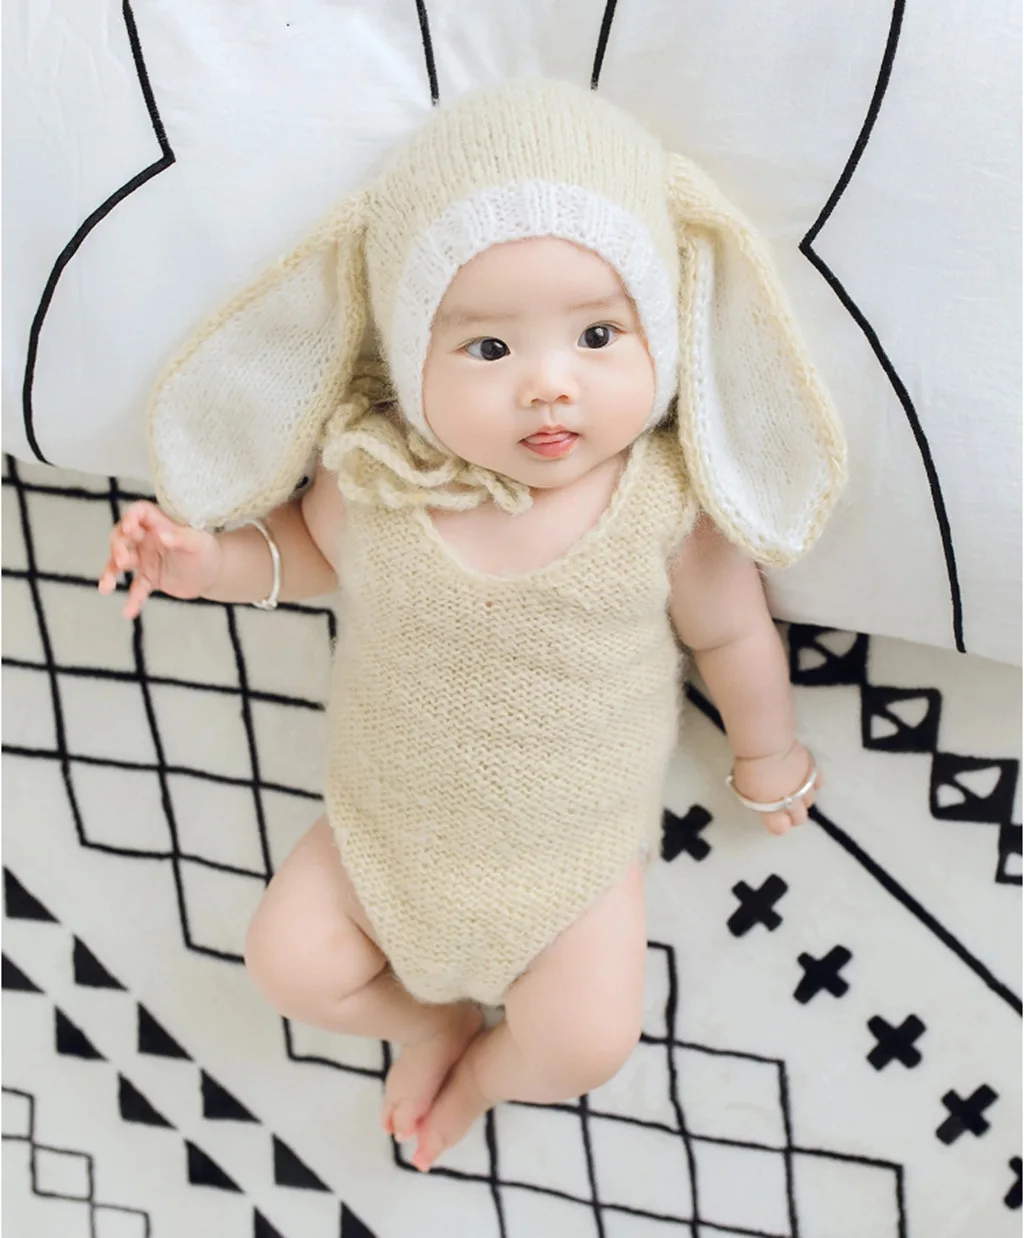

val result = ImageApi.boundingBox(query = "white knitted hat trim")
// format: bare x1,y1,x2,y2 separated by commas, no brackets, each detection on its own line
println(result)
388,180,679,447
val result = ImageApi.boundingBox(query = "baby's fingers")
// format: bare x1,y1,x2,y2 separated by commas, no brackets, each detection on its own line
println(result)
122,500,180,542
122,574,154,620
763,809,794,836
97,558,121,595
107,519,141,573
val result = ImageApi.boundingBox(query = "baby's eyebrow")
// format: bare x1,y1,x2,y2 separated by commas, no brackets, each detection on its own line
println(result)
434,292,628,330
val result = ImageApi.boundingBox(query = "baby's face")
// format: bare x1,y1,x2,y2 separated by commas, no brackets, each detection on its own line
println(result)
422,238,656,489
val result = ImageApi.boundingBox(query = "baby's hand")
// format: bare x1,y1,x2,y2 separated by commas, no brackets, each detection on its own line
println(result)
730,741,822,836
98,501,221,619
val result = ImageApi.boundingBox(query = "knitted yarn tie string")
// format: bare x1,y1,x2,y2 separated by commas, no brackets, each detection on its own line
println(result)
320,358,532,515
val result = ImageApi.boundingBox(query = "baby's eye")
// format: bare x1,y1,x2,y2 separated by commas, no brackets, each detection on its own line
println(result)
579,324,618,350
465,337,510,361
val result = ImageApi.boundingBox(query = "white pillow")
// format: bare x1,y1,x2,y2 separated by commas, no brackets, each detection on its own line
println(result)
3,0,1019,664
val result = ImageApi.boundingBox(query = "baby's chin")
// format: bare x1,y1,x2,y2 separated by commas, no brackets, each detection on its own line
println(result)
499,448,628,494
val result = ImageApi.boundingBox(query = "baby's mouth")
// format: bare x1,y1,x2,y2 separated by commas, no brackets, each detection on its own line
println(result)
520,430,579,458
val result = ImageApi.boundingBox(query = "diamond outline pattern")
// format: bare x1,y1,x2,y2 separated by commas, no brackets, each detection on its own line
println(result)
2,1085,153,1236
3,458,1019,1234
2,459,334,966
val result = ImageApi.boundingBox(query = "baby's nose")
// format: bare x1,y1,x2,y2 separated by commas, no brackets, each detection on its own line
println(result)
522,356,578,406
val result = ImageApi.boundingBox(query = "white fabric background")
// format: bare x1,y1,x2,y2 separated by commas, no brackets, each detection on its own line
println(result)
2,1,1020,659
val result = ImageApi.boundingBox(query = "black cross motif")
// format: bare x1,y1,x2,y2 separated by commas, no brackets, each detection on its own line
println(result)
727,876,788,937
662,805,712,862
1005,1158,1022,1210
794,946,852,1003
866,1014,926,1070
936,1085,998,1144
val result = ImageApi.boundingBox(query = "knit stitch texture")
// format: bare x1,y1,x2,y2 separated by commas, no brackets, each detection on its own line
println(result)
148,77,844,566
325,427,696,1005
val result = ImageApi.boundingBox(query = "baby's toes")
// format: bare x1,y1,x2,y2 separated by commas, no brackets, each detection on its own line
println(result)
411,1127,444,1173
391,1100,427,1142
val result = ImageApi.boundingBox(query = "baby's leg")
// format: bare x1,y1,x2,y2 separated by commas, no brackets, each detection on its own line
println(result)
411,858,647,1172
244,817,481,1138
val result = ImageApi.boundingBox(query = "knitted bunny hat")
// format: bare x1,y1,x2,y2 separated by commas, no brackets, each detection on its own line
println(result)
149,78,845,565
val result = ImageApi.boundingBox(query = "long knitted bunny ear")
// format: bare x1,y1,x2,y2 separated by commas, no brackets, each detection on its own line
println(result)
148,192,369,529
666,154,846,566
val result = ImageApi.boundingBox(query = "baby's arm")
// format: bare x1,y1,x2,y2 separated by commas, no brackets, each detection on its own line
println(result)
204,463,344,604
99,464,344,618
669,515,819,834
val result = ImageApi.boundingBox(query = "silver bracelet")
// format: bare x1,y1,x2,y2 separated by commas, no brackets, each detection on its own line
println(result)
243,519,281,611
725,752,818,815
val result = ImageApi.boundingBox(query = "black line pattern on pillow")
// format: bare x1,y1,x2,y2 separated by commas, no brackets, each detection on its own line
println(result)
414,0,439,104
16,0,969,664
21,1,175,466
796,0,965,653
591,0,620,88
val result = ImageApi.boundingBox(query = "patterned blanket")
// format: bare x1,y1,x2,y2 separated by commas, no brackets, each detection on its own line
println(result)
3,454,1020,1237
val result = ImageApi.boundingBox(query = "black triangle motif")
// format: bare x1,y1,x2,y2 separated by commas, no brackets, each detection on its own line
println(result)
3,955,41,992
119,1075,172,1128
254,1210,286,1238
4,870,57,922
73,938,125,990
788,626,868,686
186,1141,241,1192
55,1008,105,1060
138,1005,191,1059
273,1136,329,1191
931,754,1018,824
201,1071,257,1122
342,1204,378,1238
861,686,941,753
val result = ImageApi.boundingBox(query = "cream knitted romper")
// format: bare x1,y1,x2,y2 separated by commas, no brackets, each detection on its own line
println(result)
324,427,697,1006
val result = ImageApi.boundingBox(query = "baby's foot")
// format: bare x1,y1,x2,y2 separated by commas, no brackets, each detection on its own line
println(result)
411,1036,494,1172
382,1003,483,1142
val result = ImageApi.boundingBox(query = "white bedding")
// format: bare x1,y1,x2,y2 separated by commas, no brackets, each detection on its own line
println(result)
3,0,1020,664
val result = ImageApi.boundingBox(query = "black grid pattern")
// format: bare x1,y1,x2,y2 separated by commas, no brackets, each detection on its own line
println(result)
3,454,1020,1237
3,455,334,965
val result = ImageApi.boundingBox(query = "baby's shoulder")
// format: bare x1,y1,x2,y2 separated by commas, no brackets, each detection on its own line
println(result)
629,428,697,551
300,463,348,571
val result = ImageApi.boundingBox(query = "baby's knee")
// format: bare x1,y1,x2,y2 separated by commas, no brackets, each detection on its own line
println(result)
518,1003,641,1097
243,886,385,1022
243,898,298,1008
569,1013,642,1092
244,897,332,1016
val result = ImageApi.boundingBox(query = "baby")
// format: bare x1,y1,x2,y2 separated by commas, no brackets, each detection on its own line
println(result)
98,80,843,1173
